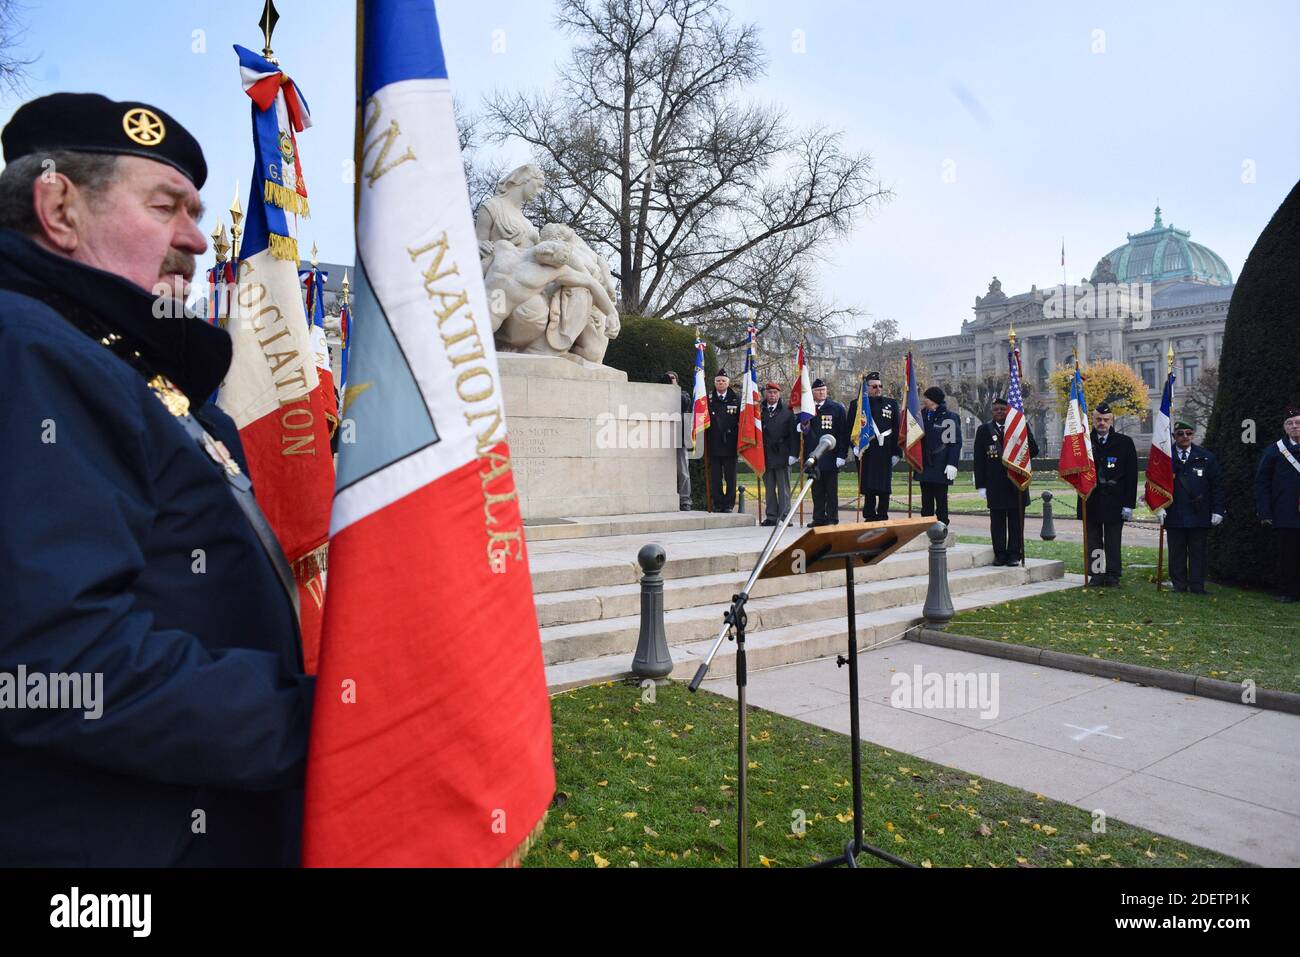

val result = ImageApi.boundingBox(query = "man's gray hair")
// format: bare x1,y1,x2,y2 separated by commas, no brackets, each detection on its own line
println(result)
0,150,120,234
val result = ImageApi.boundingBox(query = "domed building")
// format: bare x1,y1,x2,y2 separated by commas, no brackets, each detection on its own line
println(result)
1090,207,1232,287
913,207,1234,454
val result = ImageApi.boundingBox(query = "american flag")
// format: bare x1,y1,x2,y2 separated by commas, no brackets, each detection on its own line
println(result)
1002,347,1032,489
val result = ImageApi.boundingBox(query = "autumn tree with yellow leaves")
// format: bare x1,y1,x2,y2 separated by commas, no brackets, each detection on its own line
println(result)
1046,360,1149,421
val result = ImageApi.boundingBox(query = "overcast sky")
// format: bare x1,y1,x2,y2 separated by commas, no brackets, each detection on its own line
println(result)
4,0,1297,340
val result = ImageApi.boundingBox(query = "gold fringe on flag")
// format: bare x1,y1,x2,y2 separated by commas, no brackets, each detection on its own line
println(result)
268,233,300,262
293,542,330,611
496,810,548,868
263,179,311,217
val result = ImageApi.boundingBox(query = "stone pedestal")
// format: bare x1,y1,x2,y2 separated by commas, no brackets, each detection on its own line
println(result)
500,354,680,521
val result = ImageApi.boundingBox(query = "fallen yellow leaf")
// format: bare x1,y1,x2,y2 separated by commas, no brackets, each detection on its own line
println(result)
592,853,610,868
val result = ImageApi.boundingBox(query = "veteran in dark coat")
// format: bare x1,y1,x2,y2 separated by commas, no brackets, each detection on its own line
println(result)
0,93,312,866
759,383,797,525
706,370,740,511
973,397,1039,565
801,378,849,526
1155,421,1225,594
1255,406,1300,602
849,372,901,522
1074,402,1138,586
918,386,961,525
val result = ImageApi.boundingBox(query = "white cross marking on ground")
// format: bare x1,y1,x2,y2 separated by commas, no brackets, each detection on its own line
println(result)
1065,723,1124,742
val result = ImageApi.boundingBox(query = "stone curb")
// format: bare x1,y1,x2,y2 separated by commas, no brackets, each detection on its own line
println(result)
909,627,1300,716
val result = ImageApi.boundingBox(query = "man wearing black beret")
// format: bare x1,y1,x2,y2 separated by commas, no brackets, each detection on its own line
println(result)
918,385,961,525
706,369,740,511
1075,401,1138,586
0,93,312,865
1156,420,1224,594
802,378,849,526
974,396,1039,565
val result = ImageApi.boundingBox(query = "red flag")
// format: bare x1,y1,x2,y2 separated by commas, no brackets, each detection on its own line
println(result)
1060,364,1096,499
1144,370,1176,510
737,325,765,474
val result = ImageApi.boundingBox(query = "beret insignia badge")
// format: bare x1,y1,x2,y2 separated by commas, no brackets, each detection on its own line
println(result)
122,107,165,146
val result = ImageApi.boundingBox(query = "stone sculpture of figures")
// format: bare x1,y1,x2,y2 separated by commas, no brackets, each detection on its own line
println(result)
475,164,621,364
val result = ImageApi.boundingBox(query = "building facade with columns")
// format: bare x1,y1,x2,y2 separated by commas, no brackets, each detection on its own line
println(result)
912,207,1233,455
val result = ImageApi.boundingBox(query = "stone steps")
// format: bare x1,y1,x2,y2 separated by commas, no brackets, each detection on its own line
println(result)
540,559,1062,668
533,542,993,627
544,573,1077,693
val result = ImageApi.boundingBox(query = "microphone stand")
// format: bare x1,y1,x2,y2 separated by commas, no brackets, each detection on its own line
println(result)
689,457,821,869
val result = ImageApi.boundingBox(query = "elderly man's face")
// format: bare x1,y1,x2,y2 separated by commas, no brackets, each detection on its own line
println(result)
714,375,730,392
1285,415,1300,440
812,385,828,403
1094,411,1113,434
764,387,780,404
48,156,206,304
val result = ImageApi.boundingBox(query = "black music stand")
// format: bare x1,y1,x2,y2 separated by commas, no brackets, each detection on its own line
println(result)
760,517,933,868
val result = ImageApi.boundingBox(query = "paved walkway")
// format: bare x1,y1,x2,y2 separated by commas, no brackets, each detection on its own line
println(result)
705,640,1300,866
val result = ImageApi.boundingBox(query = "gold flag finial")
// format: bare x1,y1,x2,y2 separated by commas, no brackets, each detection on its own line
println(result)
1007,322,1017,346
212,220,230,264
229,183,244,260
310,242,319,268
1167,343,1175,370
260,0,281,60
341,268,350,305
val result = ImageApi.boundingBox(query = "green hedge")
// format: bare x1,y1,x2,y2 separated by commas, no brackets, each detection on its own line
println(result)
604,314,717,385
1205,179,1300,588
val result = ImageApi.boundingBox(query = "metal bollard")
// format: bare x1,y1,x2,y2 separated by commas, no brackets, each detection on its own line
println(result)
738,485,747,514
631,543,672,679
1040,490,1057,541
921,522,955,628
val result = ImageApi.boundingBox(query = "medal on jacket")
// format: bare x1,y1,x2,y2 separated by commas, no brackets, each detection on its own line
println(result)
148,374,243,477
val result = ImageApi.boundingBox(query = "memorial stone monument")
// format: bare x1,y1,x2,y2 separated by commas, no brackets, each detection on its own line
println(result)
477,165,678,521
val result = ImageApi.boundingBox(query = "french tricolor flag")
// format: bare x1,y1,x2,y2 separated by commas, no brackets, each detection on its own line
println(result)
302,0,554,867
1145,370,1176,511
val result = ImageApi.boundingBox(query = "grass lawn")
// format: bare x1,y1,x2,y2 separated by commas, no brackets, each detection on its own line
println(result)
950,536,1299,693
524,681,1241,869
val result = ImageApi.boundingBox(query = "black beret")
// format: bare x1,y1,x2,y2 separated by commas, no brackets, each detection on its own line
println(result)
3,92,207,188
812,378,826,388
1095,401,1111,414
714,368,729,378
924,386,945,404
992,396,1009,406
865,371,882,382
1285,406,1300,419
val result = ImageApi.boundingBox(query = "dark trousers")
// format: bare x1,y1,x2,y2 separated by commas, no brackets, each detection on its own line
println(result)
1166,526,1207,590
920,482,949,525
862,491,890,522
763,465,791,520
709,453,737,510
1086,517,1124,582
1277,527,1300,599
811,468,839,525
990,507,1025,563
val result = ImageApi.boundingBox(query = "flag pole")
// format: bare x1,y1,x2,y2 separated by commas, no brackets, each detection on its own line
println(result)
854,375,865,520
1155,345,1174,591
704,442,713,513
1083,495,1090,587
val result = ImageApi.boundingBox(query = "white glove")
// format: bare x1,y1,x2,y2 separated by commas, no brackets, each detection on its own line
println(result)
788,456,797,466
1121,507,1133,521
1211,513,1223,526
943,465,957,482
1154,507,1166,524
891,456,900,467
835,458,845,469
977,488,986,499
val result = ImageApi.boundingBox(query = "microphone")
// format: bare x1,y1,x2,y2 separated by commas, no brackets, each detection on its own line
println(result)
804,433,836,470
